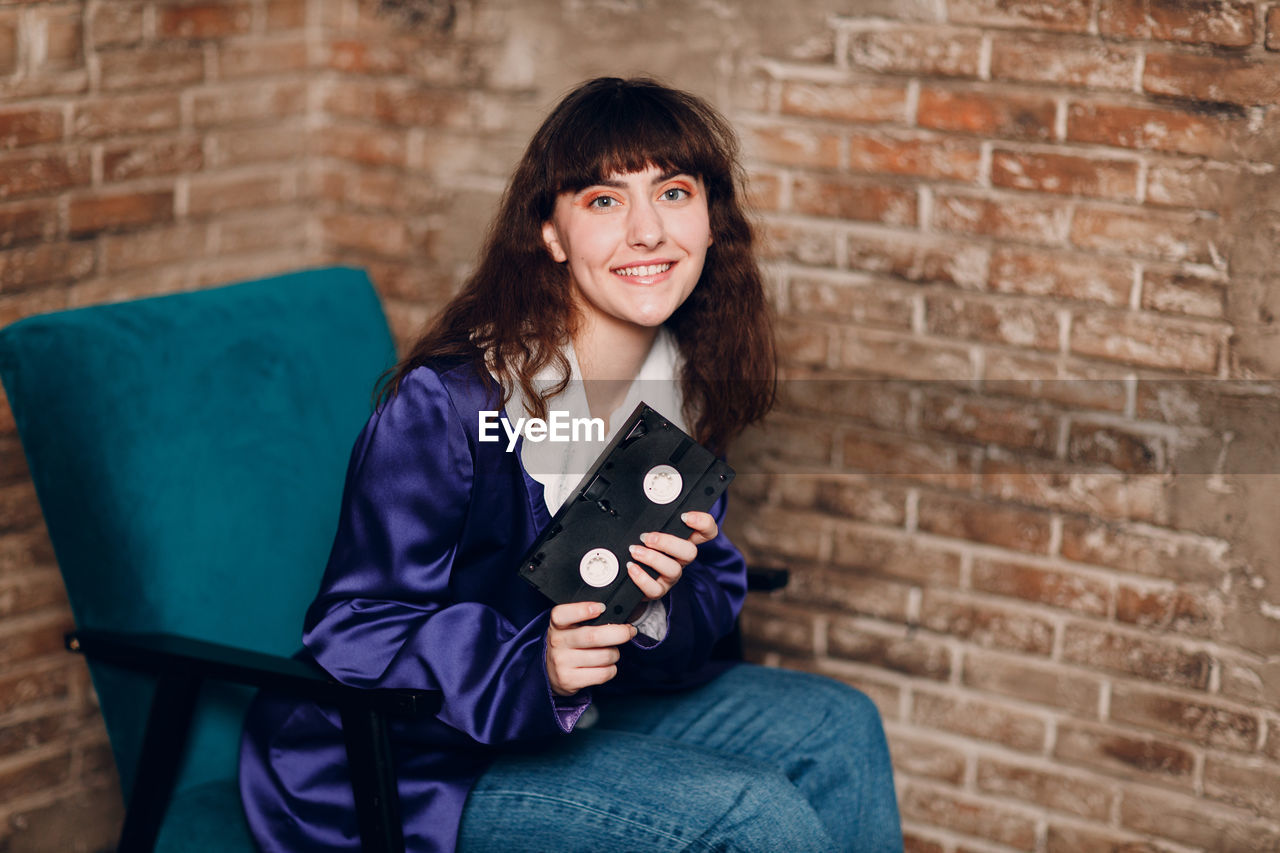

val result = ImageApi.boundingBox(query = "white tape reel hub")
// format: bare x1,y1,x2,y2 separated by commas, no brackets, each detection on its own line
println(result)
643,464,683,505
579,548,619,588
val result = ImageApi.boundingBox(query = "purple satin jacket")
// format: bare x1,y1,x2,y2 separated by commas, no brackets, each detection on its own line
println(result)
238,359,748,852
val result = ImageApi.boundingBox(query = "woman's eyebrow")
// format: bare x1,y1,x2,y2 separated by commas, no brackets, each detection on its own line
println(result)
590,170,692,190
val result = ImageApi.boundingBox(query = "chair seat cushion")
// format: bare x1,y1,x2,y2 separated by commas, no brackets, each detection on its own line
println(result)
154,779,253,852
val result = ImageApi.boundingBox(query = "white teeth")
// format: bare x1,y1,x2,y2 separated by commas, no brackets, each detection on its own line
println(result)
615,263,671,277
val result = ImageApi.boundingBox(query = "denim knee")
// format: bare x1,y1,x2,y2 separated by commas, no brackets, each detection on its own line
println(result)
703,765,834,852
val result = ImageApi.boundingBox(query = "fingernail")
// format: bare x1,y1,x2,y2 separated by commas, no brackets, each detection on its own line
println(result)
593,602,606,614
639,532,653,545
629,544,641,556
626,561,640,572
680,512,692,523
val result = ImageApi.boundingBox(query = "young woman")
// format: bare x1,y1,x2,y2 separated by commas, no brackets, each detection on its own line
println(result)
239,77,902,852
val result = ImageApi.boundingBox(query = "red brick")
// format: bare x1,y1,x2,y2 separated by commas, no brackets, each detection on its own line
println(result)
828,620,952,679
0,150,91,200
192,81,307,128
972,558,1110,616
847,231,988,288
1146,159,1240,210
0,614,72,667
1141,269,1226,319
791,174,917,226
990,32,1138,90
68,190,174,237
1045,823,1175,853
1115,584,1216,637
187,171,293,217
0,199,58,248
962,652,1101,715
0,289,68,330
102,138,204,183
1061,623,1212,689
738,599,815,657
87,2,147,47
847,130,982,182
981,455,1165,522
266,0,308,30
38,5,83,71
905,786,1039,848
918,390,1058,454
1066,421,1166,474
918,493,1053,554
991,150,1139,201
976,757,1113,820
783,567,912,622
0,752,71,799
1061,519,1227,583
759,221,838,267
207,125,308,167
841,429,977,487
735,508,828,564
747,124,841,171
1099,0,1256,47
831,527,963,587
320,123,409,168
920,589,1055,655
1144,52,1280,108
158,2,253,40
890,733,967,785
788,274,914,331
778,80,908,124
0,108,62,150
779,378,912,430
745,170,781,211
0,11,17,76
925,292,1061,350
932,192,1070,244
1110,684,1259,751
1066,101,1244,158
981,351,1130,412
1270,6,1280,50
1204,755,1280,817
847,26,982,77
902,831,945,853
1071,206,1218,263
912,690,1047,752
98,45,206,91
1069,309,1221,373
989,247,1132,306
1055,721,1195,787
218,35,311,77
0,664,72,715
327,38,408,75
917,87,1057,141
1120,787,1279,850
0,243,95,293
100,224,209,273
839,328,976,381
73,94,182,140
772,319,830,368
218,210,307,257
947,0,1091,30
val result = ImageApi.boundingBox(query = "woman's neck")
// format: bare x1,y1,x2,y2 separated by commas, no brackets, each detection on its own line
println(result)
572,317,659,428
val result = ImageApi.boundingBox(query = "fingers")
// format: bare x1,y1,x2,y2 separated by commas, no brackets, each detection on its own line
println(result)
549,600,606,630
681,511,719,546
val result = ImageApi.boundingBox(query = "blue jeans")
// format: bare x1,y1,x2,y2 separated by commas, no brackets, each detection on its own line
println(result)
457,665,902,852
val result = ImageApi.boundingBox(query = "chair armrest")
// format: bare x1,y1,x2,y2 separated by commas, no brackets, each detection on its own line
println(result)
745,565,789,592
67,629,438,717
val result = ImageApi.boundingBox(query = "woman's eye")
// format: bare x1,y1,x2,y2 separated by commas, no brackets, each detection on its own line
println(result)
661,187,690,201
587,195,617,209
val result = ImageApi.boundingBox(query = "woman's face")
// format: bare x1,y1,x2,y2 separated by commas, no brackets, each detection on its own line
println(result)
541,163,711,338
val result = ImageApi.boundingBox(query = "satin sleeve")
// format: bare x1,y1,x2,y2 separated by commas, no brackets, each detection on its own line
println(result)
614,493,747,689
301,367,571,744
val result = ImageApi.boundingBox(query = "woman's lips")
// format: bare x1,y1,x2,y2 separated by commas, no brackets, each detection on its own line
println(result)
612,260,674,283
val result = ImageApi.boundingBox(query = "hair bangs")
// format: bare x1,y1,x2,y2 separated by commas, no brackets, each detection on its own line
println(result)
539,78,732,208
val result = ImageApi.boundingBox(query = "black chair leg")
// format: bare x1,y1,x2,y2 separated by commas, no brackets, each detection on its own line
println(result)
118,670,201,853
341,705,405,853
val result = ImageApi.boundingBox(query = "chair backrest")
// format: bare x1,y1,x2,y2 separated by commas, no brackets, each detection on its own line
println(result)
0,267,396,800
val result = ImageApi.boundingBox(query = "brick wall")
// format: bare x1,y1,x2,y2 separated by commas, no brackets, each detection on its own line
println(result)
2,1,1279,851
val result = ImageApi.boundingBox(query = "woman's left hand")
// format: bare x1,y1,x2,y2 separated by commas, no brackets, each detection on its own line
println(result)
626,511,718,602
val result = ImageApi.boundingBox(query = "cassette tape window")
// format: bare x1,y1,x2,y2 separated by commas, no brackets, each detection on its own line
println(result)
239,78,902,852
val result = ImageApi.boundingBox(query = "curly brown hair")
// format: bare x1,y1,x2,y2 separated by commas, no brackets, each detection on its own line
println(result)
380,76,776,453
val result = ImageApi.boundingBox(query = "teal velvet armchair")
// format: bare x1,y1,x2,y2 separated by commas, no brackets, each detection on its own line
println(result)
0,268,435,852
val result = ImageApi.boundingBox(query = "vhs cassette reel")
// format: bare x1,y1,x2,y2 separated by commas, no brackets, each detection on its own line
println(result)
517,402,735,624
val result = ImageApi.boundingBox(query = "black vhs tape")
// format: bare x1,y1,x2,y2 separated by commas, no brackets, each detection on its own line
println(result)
517,402,734,624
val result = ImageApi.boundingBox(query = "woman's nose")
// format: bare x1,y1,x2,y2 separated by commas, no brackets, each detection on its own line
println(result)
627,199,665,249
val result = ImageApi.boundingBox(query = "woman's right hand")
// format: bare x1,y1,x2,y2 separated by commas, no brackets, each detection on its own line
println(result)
545,601,637,697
